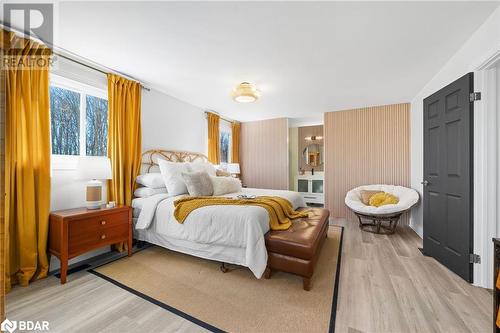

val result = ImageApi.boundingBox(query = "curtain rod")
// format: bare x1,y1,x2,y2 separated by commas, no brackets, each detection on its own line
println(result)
1,23,150,91
55,53,150,91
204,111,237,124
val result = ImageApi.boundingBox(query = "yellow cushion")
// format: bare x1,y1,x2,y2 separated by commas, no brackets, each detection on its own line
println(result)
359,190,384,205
368,192,399,207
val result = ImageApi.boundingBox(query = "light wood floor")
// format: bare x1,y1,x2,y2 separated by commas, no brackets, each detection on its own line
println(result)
6,219,492,333
6,269,207,333
335,218,492,333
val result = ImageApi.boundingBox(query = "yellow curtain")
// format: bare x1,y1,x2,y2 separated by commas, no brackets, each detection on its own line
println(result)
2,30,52,292
207,112,220,164
107,73,142,208
231,122,240,163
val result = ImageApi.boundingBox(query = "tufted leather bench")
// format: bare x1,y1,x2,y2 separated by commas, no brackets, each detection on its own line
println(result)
264,207,330,290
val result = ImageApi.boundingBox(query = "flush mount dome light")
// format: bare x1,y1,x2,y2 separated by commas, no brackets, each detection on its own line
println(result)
232,82,260,103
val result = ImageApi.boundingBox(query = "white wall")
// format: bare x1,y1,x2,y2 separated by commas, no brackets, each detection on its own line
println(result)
49,58,110,270
141,88,206,154
48,59,207,270
410,7,500,237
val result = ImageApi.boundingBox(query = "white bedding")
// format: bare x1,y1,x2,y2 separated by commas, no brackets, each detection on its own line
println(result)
131,197,147,218
133,188,306,278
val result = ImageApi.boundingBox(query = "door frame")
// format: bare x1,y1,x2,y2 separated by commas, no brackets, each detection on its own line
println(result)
472,49,500,288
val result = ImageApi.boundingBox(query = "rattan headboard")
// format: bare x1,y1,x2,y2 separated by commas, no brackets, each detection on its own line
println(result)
141,149,209,173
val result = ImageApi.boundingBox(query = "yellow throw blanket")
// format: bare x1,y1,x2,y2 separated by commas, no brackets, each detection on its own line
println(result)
174,196,309,231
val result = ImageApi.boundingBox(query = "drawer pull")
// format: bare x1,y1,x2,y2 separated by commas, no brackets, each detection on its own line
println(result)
101,234,106,240
100,220,106,225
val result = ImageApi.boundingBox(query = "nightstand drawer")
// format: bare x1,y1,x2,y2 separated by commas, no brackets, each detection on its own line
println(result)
68,224,129,255
69,211,129,239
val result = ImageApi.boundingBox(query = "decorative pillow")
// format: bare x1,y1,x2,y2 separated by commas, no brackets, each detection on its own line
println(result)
136,173,165,189
216,169,231,177
359,190,383,205
157,159,191,196
210,176,242,196
368,192,399,207
182,171,214,196
134,187,168,198
188,161,217,177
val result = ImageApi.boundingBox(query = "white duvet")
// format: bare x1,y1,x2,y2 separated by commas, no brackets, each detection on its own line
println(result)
135,188,306,278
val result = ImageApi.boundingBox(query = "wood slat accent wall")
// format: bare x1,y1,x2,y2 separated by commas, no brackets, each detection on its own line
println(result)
240,118,289,190
324,103,410,224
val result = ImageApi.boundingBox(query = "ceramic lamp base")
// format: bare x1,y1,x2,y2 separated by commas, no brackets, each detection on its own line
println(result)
86,179,103,210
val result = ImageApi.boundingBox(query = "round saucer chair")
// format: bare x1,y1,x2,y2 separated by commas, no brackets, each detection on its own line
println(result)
345,185,419,234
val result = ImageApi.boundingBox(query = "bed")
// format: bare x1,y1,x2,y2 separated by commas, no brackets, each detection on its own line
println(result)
132,150,306,279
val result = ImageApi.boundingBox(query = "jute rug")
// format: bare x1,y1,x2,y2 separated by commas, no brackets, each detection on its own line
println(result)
91,226,343,333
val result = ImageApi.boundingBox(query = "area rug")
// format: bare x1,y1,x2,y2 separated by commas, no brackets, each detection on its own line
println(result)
90,226,343,333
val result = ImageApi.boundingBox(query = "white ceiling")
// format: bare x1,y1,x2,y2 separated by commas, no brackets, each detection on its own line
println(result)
52,2,500,121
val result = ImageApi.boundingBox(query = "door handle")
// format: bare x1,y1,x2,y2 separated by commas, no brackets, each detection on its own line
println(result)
421,180,430,186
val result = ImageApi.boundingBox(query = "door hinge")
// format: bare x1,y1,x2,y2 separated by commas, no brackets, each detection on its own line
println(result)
470,92,481,102
469,253,481,264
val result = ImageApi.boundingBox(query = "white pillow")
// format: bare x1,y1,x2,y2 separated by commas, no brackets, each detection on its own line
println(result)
158,159,191,196
188,161,216,177
210,176,242,196
136,173,165,189
134,187,168,198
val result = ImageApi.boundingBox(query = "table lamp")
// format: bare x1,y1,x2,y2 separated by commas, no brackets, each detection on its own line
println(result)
77,157,112,209
227,163,240,178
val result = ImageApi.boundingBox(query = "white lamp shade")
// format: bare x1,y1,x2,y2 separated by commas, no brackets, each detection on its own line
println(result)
227,163,240,174
218,163,228,171
77,157,112,180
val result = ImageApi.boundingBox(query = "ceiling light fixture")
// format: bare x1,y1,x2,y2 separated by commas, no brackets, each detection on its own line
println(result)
232,82,260,103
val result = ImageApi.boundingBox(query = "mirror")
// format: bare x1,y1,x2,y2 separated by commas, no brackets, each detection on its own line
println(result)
302,144,323,167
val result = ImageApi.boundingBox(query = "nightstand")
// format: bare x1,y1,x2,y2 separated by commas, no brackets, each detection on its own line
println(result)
49,205,132,284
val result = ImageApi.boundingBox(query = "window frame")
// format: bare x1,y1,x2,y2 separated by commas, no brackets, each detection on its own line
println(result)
219,119,232,164
50,74,108,170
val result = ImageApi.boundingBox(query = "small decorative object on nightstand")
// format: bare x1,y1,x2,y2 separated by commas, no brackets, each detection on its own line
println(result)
49,205,132,284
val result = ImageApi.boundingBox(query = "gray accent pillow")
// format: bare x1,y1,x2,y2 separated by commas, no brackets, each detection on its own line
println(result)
181,171,214,196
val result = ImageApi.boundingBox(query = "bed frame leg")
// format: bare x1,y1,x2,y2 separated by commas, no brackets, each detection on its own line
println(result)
220,262,229,273
264,267,272,279
303,277,311,291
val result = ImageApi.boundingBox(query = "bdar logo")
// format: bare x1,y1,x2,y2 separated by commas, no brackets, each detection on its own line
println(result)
1,318,17,333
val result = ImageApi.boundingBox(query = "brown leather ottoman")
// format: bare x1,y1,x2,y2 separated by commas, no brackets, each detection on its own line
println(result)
264,207,330,291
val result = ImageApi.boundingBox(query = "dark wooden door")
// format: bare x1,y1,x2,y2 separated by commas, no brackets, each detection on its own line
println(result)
423,72,473,282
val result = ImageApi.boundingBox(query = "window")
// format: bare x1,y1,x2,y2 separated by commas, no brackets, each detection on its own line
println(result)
50,75,108,161
219,120,232,163
50,86,81,155
85,95,108,156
